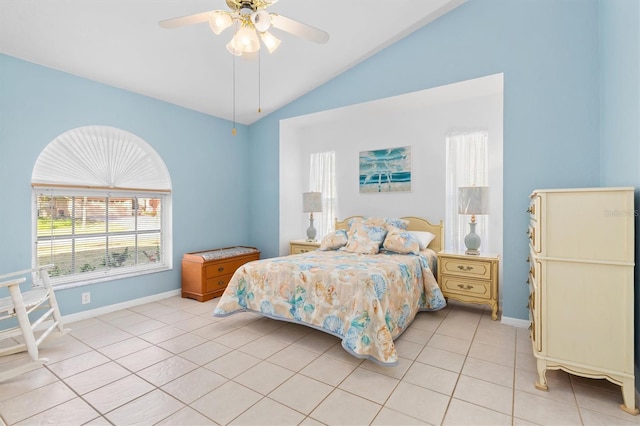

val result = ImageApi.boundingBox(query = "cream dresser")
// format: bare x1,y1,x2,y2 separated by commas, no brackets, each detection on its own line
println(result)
527,187,637,415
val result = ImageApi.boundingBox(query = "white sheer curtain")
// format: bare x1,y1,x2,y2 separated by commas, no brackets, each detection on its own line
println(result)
445,131,489,252
309,151,337,238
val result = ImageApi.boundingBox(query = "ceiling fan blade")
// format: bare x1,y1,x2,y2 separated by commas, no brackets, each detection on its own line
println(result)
159,11,217,29
270,14,329,44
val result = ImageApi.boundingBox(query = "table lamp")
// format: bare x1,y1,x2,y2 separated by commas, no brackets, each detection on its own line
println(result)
302,192,323,241
458,186,489,255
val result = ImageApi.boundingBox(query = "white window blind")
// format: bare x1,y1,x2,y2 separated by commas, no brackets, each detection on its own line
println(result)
35,190,166,280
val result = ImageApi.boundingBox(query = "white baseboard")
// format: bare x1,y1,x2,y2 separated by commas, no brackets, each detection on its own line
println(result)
501,316,530,328
62,289,181,324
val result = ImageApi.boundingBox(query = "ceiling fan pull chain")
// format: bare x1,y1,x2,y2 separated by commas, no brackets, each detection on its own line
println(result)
232,53,237,136
258,51,262,114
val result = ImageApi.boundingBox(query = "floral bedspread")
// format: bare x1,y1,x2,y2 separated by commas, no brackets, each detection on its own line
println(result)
213,249,446,365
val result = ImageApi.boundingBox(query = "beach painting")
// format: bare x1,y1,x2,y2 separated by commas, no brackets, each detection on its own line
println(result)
359,146,411,193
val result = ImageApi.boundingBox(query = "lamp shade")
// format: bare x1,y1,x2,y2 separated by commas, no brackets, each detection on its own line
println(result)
458,186,489,215
302,192,323,213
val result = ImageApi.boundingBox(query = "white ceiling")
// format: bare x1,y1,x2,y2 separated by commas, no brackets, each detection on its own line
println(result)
0,0,464,125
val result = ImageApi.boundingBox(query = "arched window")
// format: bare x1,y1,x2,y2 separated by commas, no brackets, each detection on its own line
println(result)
32,126,172,287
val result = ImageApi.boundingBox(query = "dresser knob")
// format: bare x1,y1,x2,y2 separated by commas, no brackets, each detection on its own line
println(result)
457,265,473,271
457,284,473,290
218,267,224,272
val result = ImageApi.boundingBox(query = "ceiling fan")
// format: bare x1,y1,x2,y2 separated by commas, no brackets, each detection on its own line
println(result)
159,0,329,57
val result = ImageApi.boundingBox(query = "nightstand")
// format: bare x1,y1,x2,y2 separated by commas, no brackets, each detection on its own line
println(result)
290,240,320,255
437,250,500,320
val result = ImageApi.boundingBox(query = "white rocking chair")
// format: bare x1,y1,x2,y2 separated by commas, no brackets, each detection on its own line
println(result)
0,264,69,381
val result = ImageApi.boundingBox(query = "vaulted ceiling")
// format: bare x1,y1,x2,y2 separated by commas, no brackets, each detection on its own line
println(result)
0,0,465,124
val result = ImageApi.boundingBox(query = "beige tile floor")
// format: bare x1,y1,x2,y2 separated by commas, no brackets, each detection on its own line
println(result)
0,297,638,425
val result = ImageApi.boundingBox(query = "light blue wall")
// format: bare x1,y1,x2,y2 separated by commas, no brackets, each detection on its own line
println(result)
598,0,640,392
0,54,251,315
249,0,602,324
2,1,636,378
600,0,640,184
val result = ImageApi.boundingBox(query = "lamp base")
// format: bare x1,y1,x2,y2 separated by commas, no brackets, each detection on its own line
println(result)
306,216,317,242
464,221,482,256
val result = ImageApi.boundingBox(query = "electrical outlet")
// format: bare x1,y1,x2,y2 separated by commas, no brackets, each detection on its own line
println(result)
81,292,91,304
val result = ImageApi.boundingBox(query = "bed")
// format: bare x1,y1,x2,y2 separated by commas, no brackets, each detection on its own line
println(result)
212,216,446,366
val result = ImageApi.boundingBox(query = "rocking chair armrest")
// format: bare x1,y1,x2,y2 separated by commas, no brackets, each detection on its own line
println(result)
0,265,55,282
0,277,26,289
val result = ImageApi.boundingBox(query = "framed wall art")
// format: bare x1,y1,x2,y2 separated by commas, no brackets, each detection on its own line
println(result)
359,146,411,193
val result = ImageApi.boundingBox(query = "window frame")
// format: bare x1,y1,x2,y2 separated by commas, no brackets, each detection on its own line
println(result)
32,187,172,289
31,125,173,289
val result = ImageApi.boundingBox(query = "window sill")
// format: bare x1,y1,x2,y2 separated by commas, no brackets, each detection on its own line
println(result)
51,265,172,290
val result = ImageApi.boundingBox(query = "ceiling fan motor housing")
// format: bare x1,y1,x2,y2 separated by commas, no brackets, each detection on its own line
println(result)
226,0,268,12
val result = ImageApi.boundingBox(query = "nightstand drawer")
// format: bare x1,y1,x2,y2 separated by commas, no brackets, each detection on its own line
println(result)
291,245,317,254
290,240,320,255
439,257,492,280
440,276,491,299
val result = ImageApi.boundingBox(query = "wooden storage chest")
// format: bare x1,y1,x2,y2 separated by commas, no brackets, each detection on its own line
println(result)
181,246,260,302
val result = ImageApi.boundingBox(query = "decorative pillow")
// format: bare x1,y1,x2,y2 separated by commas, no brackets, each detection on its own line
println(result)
343,221,388,254
382,217,409,230
383,226,421,255
319,230,348,251
410,231,436,250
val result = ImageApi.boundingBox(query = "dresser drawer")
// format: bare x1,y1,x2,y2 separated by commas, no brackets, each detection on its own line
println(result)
206,273,234,293
531,318,540,352
439,257,492,280
440,276,491,300
528,195,542,253
532,222,543,253
206,258,252,279
528,193,541,221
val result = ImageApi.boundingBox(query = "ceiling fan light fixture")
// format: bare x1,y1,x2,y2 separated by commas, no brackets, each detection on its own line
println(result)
260,31,281,54
250,10,271,33
226,37,243,56
235,26,260,53
209,11,233,35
